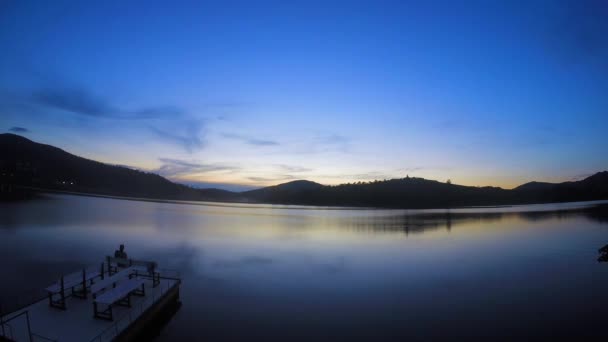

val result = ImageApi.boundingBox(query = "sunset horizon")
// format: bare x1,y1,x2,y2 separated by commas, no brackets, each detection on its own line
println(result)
2,2,608,341
2,1,606,192
4,131,605,192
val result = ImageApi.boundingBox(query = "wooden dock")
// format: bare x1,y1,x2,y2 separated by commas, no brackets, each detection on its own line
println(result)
0,258,181,342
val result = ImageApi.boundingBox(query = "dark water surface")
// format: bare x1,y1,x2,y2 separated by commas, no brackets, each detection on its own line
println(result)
1,194,608,341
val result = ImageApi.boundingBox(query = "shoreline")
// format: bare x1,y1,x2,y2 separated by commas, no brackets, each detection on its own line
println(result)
6,185,608,213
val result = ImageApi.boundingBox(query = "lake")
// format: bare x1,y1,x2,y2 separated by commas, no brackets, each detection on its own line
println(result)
1,194,608,340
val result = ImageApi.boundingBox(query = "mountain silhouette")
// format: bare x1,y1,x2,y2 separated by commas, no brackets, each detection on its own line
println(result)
1,133,608,208
0,133,201,200
241,180,324,203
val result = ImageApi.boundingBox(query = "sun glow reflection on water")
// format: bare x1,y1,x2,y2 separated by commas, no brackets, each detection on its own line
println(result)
1,194,608,340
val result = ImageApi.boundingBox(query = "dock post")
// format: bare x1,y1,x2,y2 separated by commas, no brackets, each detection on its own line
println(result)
101,262,105,280
25,311,32,342
82,268,87,298
60,276,66,310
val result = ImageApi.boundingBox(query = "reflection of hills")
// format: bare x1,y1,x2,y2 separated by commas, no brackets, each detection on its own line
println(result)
343,204,608,235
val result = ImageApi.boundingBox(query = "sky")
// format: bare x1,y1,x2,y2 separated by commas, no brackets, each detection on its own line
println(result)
1,0,607,191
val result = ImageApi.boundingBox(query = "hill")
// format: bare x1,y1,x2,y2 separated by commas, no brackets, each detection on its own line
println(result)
0,133,202,200
1,133,607,208
242,180,324,203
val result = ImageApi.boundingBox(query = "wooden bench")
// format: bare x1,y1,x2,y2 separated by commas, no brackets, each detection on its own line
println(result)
106,256,160,287
93,278,146,321
45,268,101,310
90,266,136,295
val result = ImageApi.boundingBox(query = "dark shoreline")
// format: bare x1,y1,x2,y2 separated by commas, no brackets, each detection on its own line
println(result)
5,185,608,214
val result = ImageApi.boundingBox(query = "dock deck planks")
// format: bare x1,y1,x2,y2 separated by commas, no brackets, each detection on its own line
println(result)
3,277,178,342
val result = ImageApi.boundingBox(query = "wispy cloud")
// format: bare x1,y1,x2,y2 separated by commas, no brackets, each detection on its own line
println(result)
8,126,29,133
32,87,115,117
247,175,296,183
151,118,205,153
31,85,188,120
315,133,351,153
155,158,239,178
282,133,352,155
401,167,424,174
27,81,204,152
134,106,185,119
320,134,350,145
221,133,279,146
275,164,313,173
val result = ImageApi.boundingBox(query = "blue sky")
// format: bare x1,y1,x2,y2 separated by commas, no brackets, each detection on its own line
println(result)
1,0,607,191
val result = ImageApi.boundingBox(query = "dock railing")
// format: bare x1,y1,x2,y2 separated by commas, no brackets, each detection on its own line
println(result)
0,309,58,342
0,310,31,342
88,269,181,342
1,265,104,317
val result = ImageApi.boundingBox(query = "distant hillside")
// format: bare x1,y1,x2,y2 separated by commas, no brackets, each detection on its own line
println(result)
512,171,608,204
514,181,555,192
242,173,608,208
242,180,324,203
0,133,202,200
2,133,608,208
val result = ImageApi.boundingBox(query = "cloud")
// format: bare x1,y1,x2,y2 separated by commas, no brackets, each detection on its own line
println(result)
134,106,185,119
31,86,182,120
151,118,205,153
320,134,350,145
221,133,279,146
402,167,425,173
27,81,204,152
155,158,240,178
313,133,351,153
282,133,352,155
247,175,296,183
32,87,114,117
275,164,313,173
8,126,29,133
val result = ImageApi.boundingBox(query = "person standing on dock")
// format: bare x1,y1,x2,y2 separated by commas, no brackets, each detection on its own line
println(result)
114,244,128,266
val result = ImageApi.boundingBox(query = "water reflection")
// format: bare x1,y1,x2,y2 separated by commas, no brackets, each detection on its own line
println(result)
1,194,608,340
319,203,608,236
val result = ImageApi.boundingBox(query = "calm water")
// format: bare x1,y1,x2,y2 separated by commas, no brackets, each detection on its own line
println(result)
1,194,608,340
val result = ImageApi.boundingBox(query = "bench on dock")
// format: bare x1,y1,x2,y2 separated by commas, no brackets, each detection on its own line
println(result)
106,256,160,287
45,267,101,310
91,269,146,321
91,266,137,295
